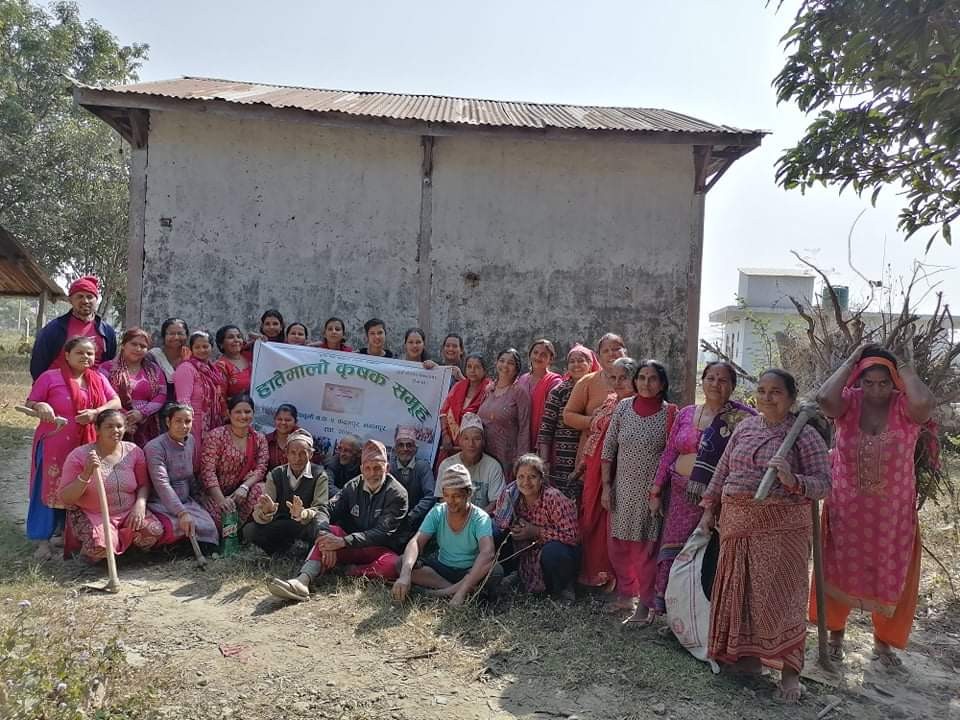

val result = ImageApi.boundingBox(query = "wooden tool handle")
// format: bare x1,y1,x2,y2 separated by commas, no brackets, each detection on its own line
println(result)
754,407,815,501
91,468,120,593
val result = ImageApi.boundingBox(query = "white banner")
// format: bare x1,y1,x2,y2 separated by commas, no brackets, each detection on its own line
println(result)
250,342,452,463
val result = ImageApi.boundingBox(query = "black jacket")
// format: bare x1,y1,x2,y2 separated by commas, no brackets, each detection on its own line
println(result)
329,473,408,551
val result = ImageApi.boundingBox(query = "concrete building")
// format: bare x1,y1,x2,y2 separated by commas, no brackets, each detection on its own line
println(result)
708,269,816,375
75,77,764,400
709,268,944,376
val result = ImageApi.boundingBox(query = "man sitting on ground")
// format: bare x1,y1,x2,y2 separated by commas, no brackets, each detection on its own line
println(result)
244,429,330,555
390,427,436,539
267,439,408,601
436,413,504,512
392,464,500,606
325,434,362,497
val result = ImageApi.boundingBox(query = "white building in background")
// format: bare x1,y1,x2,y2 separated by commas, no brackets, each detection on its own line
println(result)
709,268,943,377
708,268,818,375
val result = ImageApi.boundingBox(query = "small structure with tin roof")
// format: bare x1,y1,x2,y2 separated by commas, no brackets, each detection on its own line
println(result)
75,76,765,400
0,225,65,336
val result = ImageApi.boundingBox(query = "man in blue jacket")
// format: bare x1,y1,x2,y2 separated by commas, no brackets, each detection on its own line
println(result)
31,275,117,380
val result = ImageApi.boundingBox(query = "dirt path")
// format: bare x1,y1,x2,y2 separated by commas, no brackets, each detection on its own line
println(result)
1,433,958,719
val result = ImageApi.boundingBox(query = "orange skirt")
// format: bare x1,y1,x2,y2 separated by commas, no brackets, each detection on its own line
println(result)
708,496,811,672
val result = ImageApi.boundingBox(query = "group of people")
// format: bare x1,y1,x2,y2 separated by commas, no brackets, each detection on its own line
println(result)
21,275,934,703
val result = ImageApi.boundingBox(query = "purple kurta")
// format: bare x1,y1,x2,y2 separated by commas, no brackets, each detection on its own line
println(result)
144,433,218,545
477,383,531,482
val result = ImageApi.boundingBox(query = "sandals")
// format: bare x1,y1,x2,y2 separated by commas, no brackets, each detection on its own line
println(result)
873,650,905,672
828,641,846,662
266,577,309,602
622,607,656,626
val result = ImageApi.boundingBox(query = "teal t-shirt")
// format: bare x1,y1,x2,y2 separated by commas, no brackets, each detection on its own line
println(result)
419,503,492,569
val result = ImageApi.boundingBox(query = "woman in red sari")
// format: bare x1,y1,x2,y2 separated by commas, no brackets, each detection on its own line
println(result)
99,327,167,447
576,356,636,591
174,331,228,467
438,353,493,463
811,343,935,669
25,336,121,559
215,325,252,398
199,394,269,531
518,339,563,448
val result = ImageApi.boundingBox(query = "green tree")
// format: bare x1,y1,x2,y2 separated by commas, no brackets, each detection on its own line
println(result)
0,0,147,316
774,0,960,247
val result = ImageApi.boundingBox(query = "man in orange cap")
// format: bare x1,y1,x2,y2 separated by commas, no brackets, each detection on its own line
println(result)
30,275,116,379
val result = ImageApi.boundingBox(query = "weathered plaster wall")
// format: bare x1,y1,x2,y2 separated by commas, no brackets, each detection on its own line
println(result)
429,135,700,394
136,110,703,398
140,110,423,345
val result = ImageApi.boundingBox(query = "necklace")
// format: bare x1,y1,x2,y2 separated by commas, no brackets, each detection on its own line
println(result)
231,429,248,440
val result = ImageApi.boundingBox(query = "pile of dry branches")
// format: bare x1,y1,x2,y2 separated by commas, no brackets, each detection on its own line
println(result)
702,254,960,512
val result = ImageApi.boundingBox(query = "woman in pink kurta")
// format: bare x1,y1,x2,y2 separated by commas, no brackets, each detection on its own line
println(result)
518,339,563,449
477,349,531,483
174,331,227,467
99,327,167,447
57,410,163,561
810,344,935,667
199,395,269,531
25,337,121,559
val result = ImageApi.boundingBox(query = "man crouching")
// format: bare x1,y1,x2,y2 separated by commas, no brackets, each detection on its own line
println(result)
392,463,501,606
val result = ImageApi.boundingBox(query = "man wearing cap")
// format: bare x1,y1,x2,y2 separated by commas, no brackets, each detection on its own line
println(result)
436,413,505,512
30,275,117,380
245,429,331,555
392,463,500,606
267,439,408,601
389,427,436,539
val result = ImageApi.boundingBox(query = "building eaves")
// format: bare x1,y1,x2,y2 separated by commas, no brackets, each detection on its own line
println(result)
0,226,65,298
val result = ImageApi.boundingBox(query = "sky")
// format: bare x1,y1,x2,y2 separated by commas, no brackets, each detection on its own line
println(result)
76,0,958,338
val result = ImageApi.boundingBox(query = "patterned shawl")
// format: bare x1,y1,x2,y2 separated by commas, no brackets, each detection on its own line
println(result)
187,356,227,426
687,399,756,499
107,355,165,410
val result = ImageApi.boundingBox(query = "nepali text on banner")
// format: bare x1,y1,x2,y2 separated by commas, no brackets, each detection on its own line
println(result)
250,342,453,464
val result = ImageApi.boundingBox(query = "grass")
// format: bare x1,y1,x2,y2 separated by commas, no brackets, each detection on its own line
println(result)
0,344,958,719
0,347,167,719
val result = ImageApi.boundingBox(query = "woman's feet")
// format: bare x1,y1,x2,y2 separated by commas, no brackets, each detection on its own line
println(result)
622,606,657,626
828,629,846,662
775,667,804,704
873,642,906,673
32,541,52,562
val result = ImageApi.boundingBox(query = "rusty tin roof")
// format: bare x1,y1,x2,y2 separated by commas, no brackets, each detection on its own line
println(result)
77,76,763,138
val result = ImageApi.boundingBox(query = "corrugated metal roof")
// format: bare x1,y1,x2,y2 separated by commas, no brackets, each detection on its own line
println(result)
0,226,65,298
81,77,762,137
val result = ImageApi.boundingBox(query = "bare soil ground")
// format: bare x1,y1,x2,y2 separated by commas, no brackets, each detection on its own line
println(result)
1,356,958,720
